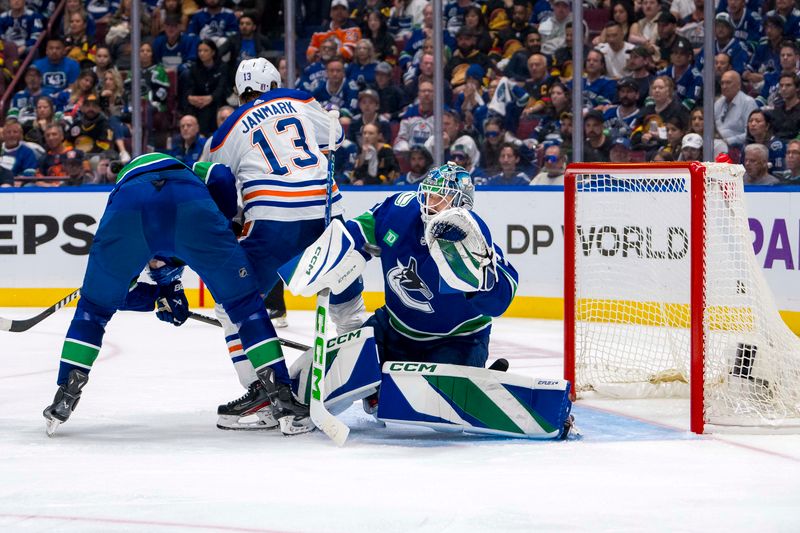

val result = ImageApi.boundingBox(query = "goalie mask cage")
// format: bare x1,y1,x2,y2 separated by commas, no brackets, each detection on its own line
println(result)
564,162,800,434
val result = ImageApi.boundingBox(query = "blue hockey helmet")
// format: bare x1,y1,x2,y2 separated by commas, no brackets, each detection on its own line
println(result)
417,162,475,224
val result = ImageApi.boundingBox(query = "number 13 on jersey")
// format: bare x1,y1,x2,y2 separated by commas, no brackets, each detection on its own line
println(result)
251,117,320,176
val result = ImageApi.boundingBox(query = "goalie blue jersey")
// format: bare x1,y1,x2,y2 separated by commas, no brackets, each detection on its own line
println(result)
345,192,518,341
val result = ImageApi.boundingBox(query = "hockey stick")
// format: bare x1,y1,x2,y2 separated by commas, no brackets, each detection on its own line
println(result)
308,110,349,446
186,311,310,352
0,289,81,333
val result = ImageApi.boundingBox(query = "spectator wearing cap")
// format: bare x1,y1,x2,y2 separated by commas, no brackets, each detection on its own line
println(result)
312,57,359,115
485,143,530,186
34,36,81,92
694,13,750,74
765,0,800,41
780,139,800,183
724,0,763,52
0,121,38,182
608,137,633,163
348,89,392,146
745,15,786,88
374,61,407,121
743,144,781,185
567,49,616,111
595,21,636,79
530,143,566,185
60,149,94,186
399,3,454,71
715,70,757,147
583,110,612,162
603,77,642,140
757,41,800,108
0,0,44,57
353,123,400,186
445,26,494,89
539,0,570,55
394,80,435,153
169,114,206,168
423,109,481,168
768,73,800,142
298,37,339,93
395,145,434,186
68,93,113,154
745,109,786,177
228,14,271,68
657,37,702,111
306,0,362,63
655,11,680,67
37,123,72,183
625,46,655,105
629,0,661,50
679,133,702,161
9,66,56,127
346,39,379,90
186,0,239,58
152,13,199,73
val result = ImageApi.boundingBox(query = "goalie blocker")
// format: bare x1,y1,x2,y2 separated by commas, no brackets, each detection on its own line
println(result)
290,327,574,439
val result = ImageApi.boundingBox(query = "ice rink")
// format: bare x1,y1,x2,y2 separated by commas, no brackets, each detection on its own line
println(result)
1,308,799,532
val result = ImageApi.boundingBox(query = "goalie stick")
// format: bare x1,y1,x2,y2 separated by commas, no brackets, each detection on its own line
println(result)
0,289,80,333
308,110,350,446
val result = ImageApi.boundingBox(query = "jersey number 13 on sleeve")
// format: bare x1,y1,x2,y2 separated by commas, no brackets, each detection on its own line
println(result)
251,117,319,176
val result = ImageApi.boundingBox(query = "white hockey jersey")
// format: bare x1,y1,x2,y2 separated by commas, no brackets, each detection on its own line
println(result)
209,88,345,222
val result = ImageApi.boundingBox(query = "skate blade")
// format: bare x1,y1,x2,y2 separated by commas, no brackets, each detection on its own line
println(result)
278,416,316,436
45,418,61,437
272,316,288,328
217,415,279,431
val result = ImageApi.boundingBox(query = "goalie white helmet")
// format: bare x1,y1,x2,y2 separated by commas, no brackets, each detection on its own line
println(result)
235,58,281,97
417,162,475,224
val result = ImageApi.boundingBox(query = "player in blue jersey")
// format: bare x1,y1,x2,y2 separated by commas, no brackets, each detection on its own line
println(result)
41,154,286,436
208,58,362,434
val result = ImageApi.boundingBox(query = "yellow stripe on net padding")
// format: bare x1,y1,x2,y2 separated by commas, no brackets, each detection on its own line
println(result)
575,299,754,331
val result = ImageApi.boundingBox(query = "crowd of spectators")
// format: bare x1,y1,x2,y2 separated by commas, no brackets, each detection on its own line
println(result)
2,0,800,187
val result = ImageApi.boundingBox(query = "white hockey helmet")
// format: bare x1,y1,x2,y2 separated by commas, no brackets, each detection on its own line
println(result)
235,58,281,96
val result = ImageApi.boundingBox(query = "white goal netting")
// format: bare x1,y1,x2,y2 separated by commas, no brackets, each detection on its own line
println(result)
569,163,800,431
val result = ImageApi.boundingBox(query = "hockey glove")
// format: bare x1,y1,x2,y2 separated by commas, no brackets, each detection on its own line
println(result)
156,281,190,326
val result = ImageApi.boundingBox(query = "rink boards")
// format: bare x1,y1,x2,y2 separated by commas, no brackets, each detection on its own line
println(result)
1,185,800,332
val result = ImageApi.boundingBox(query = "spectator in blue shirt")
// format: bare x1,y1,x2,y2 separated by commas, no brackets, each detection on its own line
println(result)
152,14,199,73
170,114,206,168
187,0,239,57
34,37,81,92
485,143,531,186
312,58,359,115
0,0,44,56
1,121,39,181
8,66,55,126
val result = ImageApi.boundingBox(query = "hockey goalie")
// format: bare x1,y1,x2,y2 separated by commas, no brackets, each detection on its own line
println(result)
280,162,576,440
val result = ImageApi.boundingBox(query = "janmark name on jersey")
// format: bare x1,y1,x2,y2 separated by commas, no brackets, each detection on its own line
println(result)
240,100,299,134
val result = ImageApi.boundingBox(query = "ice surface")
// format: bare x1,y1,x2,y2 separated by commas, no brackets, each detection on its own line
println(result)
1,310,798,532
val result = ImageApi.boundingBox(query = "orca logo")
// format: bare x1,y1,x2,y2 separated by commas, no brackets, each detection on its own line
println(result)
387,257,434,313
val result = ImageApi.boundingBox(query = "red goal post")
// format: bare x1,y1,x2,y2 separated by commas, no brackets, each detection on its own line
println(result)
563,162,800,434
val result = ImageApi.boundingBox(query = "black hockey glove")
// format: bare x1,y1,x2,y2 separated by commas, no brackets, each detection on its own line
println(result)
156,280,189,326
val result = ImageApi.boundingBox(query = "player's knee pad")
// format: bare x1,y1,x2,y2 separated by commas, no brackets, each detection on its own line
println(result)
218,291,270,326
377,362,573,440
290,326,381,414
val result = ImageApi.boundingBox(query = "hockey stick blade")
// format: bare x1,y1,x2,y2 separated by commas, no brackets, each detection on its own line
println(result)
0,289,81,333
187,311,311,352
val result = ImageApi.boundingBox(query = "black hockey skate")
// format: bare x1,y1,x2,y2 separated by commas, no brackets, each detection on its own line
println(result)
559,414,581,440
217,381,279,431
267,308,288,328
256,367,315,436
43,369,89,437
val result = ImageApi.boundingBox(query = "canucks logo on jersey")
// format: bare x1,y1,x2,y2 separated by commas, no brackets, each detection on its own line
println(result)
387,257,434,314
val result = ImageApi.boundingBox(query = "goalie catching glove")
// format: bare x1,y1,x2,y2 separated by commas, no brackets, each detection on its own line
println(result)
278,219,366,297
425,207,497,293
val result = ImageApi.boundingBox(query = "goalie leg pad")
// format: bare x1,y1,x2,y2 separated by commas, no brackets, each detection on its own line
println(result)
377,362,573,440
279,219,367,297
290,326,381,415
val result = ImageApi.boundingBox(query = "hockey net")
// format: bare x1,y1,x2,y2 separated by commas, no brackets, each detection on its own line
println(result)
564,162,800,433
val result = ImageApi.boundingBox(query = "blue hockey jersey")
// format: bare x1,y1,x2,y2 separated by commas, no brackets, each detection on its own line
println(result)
345,192,519,341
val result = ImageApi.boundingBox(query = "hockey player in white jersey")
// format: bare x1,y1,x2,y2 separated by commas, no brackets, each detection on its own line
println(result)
208,58,363,434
